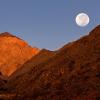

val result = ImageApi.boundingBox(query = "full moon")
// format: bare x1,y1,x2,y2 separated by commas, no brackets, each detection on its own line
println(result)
75,13,90,27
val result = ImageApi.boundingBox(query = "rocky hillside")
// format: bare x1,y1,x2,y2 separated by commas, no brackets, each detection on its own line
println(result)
0,32,40,77
9,49,56,79
7,26,100,100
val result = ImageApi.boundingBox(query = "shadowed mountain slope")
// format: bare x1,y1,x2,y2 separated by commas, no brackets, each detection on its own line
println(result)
9,49,56,79
7,25,100,100
0,32,40,77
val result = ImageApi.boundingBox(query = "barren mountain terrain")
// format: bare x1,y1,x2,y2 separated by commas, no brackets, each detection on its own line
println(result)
0,26,100,100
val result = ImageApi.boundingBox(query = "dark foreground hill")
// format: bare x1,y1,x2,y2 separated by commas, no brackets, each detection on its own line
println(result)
6,25,100,100
9,49,56,79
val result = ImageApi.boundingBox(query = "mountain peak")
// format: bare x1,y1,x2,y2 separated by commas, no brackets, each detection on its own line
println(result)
89,25,100,36
95,25,100,29
0,32,40,77
0,32,16,37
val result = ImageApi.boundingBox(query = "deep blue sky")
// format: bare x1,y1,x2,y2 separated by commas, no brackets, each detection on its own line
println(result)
0,0,100,50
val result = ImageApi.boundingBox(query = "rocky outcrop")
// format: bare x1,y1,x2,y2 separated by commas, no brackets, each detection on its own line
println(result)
0,32,40,77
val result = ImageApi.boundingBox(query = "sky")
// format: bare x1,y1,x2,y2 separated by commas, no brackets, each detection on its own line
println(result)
0,0,100,50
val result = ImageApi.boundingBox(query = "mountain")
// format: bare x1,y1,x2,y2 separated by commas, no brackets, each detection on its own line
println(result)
9,49,56,79
7,25,100,99
0,32,40,77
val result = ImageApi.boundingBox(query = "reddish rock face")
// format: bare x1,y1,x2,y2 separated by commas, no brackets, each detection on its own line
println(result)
0,32,40,77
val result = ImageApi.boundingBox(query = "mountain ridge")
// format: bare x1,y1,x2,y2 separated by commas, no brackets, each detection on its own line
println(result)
6,25,100,99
